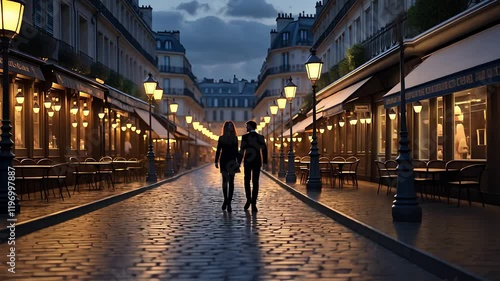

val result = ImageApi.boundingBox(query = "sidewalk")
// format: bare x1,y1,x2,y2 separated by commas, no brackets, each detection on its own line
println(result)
2,166,498,281
263,170,499,281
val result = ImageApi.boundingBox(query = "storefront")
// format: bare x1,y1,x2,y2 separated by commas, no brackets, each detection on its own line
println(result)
383,24,500,193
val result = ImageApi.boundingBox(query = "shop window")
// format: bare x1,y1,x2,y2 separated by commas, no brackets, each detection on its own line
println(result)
453,87,487,159
80,99,89,151
437,97,444,159
377,105,386,154
390,108,398,155
14,85,26,149
415,100,430,160
33,91,41,149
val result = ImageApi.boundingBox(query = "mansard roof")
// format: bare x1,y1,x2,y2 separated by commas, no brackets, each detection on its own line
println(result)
155,31,186,53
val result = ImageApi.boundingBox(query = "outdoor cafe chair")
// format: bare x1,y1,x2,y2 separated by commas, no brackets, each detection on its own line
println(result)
44,162,71,200
299,156,310,184
447,164,486,207
319,156,335,188
375,160,397,195
70,157,97,193
338,158,360,189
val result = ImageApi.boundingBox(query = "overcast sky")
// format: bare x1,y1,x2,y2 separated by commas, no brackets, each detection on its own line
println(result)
140,0,316,82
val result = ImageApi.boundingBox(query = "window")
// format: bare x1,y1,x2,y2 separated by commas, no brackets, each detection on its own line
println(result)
416,100,430,159
282,52,289,68
231,111,235,120
299,29,308,41
14,85,25,149
364,7,372,40
163,79,170,92
244,111,248,121
373,0,379,33
33,91,41,149
166,40,172,49
34,0,54,34
213,111,217,121
235,98,238,107
214,98,218,107
219,88,222,94
48,90,61,150
220,110,224,120
282,32,289,46
453,87,487,159
355,17,361,43
156,40,162,49
377,105,386,154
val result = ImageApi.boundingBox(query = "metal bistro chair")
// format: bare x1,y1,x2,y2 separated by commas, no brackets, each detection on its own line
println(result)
375,160,397,195
44,162,71,200
338,157,360,189
70,157,97,193
319,156,335,188
299,156,310,184
447,164,486,207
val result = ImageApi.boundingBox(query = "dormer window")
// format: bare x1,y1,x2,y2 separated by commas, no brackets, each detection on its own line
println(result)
282,32,289,46
166,40,172,49
156,40,162,49
300,30,307,41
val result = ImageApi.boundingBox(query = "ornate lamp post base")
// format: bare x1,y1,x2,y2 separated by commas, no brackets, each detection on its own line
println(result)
285,150,296,183
164,153,174,177
146,145,157,183
392,199,422,222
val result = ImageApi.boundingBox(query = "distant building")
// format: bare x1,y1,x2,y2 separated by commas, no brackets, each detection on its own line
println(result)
254,12,315,138
199,76,256,136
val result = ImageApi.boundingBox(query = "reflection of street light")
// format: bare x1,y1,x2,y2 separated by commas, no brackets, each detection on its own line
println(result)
1,0,25,214
144,73,159,183
392,14,421,222
277,92,287,177
269,101,279,174
165,97,178,177
304,48,323,190
284,77,297,183
185,112,193,170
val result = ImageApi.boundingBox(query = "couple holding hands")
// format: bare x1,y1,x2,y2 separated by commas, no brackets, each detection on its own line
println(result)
215,120,268,213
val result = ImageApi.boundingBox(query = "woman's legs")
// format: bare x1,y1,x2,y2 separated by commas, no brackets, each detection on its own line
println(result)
227,174,235,212
221,173,228,210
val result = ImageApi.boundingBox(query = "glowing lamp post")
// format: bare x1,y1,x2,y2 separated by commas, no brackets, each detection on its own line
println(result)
185,112,192,169
1,0,25,214
284,77,297,183
144,73,159,183
269,101,279,174
277,92,287,177
304,48,323,191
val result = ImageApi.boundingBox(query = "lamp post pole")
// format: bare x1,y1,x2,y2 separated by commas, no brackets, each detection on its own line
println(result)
269,101,278,174
305,49,323,191
277,92,287,177
264,112,271,172
144,74,158,183
284,77,297,183
165,98,173,177
185,112,192,170
1,0,25,214
392,14,421,222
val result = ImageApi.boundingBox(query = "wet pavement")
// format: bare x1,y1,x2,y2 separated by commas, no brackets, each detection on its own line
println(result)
0,165,440,281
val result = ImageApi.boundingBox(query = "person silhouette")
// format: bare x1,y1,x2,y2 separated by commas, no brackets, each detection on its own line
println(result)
239,120,268,212
215,121,240,212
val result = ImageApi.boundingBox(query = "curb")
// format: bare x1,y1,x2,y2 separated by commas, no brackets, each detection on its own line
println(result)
0,164,211,244
262,170,488,281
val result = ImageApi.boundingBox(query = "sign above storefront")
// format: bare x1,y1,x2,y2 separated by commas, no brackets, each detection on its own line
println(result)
354,104,371,112
384,59,500,108
0,57,45,80
55,72,105,100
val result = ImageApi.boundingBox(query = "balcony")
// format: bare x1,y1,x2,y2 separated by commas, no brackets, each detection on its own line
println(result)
158,65,198,82
257,64,305,89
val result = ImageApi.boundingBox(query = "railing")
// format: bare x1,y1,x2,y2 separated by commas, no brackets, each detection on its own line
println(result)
313,0,356,49
257,64,306,89
88,0,156,66
158,65,198,82
254,90,272,108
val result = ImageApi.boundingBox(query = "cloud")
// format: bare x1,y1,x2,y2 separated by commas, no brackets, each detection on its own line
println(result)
152,12,271,80
176,1,210,16
224,0,277,19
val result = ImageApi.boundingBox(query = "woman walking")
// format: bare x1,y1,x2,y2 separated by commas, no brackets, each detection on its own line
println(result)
215,121,240,212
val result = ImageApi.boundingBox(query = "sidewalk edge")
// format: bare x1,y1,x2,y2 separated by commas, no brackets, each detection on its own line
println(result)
0,164,211,243
263,170,488,281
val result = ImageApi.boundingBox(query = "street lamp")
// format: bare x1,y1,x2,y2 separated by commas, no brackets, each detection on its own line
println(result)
277,92,287,177
392,13,421,222
185,112,192,170
264,112,271,171
269,101,279,174
98,110,105,156
305,48,323,190
1,0,25,214
284,77,297,183
192,119,199,167
165,98,178,177
144,73,159,183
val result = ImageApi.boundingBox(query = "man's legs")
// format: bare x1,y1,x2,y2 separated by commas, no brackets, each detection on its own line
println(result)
251,166,261,212
243,166,252,210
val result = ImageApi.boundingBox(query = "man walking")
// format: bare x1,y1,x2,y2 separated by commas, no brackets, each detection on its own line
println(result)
239,120,268,212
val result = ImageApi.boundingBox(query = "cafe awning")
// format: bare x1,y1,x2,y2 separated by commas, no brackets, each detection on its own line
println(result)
0,57,45,80
134,108,170,139
384,24,500,108
311,76,372,117
54,71,105,99
291,115,314,134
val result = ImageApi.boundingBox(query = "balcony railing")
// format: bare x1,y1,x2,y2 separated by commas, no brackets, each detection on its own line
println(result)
313,0,356,49
158,65,198,82
257,64,306,89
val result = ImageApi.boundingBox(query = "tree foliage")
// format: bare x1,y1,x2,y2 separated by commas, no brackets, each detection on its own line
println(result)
408,0,469,33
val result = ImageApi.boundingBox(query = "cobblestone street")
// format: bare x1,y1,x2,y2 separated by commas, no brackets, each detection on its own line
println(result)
0,166,440,281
